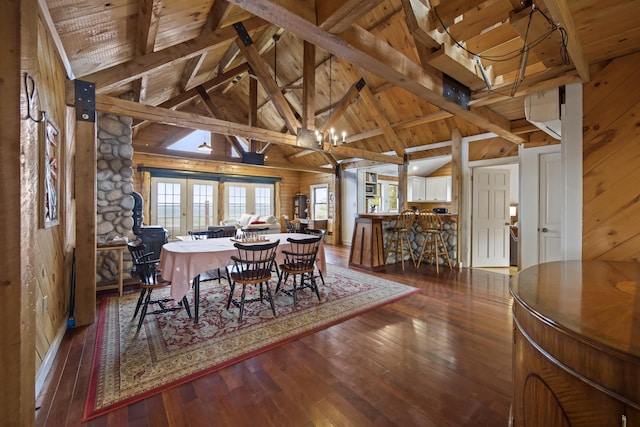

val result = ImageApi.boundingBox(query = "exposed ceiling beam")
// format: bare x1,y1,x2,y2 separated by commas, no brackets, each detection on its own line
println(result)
430,0,488,25
132,0,162,102
179,0,230,92
302,41,316,130
227,0,524,144
219,26,284,95
317,0,384,34
346,110,453,143
133,63,250,128
510,6,565,70
358,85,406,156
318,78,364,133
196,85,247,155
542,0,590,82
234,23,299,134
325,144,403,165
82,17,268,93
93,94,297,146
402,0,486,90
37,0,75,79
469,72,580,107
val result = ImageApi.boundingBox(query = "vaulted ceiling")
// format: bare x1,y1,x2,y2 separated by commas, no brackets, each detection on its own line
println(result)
43,0,640,173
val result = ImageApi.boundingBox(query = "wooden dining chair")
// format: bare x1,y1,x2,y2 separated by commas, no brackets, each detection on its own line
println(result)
276,236,322,306
415,210,453,273
226,240,280,323
187,230,212,240
190,228,229,284
131,257,191,333
384,209,416,270
304,228,326,287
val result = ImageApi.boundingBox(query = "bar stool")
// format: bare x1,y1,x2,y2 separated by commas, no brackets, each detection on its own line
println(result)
384,209,416,270
415,210,453,273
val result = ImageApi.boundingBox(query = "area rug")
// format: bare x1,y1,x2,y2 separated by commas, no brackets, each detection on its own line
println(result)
83,265,419,421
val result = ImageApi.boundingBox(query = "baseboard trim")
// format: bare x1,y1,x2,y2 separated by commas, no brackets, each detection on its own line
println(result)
35,321,68,397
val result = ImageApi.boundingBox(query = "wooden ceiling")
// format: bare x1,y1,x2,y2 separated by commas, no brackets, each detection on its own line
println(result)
43,0,640,172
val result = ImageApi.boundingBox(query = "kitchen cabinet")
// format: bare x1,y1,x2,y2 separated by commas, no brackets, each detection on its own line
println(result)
408,176,426,202
425,176,451,202
408,176,451,202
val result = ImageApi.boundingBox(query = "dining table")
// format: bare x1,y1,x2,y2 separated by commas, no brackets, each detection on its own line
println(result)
159,232,327,322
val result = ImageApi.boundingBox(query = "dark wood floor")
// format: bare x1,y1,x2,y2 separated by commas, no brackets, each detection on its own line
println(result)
36,244,514,426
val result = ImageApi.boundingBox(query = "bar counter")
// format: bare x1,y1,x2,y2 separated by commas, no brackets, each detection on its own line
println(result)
348,213,458,271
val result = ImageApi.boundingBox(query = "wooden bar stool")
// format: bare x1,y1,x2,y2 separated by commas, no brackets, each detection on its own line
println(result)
416,210,453,273
384,210,416,270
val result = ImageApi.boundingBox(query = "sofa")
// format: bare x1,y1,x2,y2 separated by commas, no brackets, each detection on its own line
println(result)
219,214,281,234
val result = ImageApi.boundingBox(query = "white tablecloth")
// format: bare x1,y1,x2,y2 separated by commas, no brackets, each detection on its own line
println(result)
159,233,326,301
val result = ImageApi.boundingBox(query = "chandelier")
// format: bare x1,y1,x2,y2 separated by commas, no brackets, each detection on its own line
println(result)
317,54,346,148
315,128,346,147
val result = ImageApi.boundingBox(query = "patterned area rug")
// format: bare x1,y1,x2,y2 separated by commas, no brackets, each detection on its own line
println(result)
83,265,419,421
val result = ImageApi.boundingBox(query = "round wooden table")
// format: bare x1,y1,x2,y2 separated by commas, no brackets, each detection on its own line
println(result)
510,260,640,426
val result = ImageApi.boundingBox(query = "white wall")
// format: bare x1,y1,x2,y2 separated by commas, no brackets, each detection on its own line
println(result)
342,169,358,245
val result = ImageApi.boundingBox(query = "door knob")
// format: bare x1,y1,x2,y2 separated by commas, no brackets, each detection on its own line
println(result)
541,227,548,232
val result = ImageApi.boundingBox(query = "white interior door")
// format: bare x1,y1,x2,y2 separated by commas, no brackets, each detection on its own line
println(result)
472,168,510,267
539,152,562,263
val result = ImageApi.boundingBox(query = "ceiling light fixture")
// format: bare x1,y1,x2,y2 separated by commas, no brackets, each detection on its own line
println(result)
315,54,346,148
198,141,212,152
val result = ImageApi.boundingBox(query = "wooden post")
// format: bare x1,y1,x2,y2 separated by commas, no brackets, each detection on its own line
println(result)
451,128,463,267
334,164,342,244
68,79,97,326
302,41,316,130
1,0,38,424
398,155,409,211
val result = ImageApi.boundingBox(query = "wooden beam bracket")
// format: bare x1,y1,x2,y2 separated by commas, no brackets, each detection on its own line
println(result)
233,22,254,46
74,80,96,122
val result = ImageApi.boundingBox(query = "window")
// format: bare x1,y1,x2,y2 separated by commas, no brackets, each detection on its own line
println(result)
255,187,271,216
224,182,274,220
387,184,399,212
311,185,328,220
191,184,215,230
155,181,182,237
227,185,246,219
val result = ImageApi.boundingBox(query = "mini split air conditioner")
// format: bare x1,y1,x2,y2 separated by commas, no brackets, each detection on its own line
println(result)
525,88,562,140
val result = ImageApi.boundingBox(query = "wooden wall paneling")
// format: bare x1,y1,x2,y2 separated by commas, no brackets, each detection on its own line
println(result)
299,171,336,244
131,152,302,232
582,52,640,261
1,0,38,424
35,13,72,375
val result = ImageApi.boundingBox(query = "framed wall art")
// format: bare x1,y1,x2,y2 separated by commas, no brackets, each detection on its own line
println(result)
40,115,60,228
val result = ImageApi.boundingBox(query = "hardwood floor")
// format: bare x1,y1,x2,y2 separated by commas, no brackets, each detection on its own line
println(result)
35,244,514,426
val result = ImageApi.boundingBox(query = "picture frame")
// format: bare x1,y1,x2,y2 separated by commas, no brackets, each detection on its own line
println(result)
40,115,60,228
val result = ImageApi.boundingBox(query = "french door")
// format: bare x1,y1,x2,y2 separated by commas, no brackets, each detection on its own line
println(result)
149,178,219,239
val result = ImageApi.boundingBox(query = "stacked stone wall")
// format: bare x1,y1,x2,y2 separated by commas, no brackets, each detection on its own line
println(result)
96,112,135,284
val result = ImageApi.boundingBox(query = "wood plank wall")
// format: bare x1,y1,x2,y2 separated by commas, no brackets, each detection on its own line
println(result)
33,15,73,374
132,153,305,231
299,171,337,244
583,52,640,261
